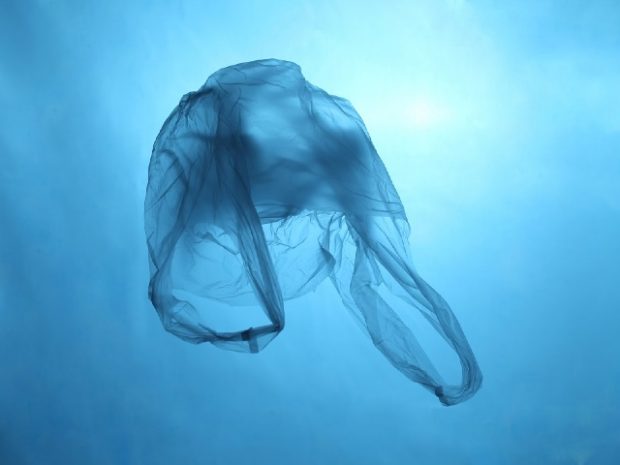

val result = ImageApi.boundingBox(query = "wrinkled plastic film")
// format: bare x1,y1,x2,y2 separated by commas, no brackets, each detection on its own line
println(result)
145,59,482,405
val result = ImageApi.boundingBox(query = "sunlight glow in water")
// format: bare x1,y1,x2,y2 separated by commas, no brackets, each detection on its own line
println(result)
406,98,452,129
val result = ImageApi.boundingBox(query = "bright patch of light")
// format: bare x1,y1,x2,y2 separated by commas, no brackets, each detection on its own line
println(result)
406,99,451,129
358,95,455,133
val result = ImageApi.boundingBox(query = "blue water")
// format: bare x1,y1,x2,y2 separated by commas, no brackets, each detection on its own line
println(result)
2,1,619,464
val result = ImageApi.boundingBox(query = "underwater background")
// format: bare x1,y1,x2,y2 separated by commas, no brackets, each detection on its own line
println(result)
1,0,619,464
